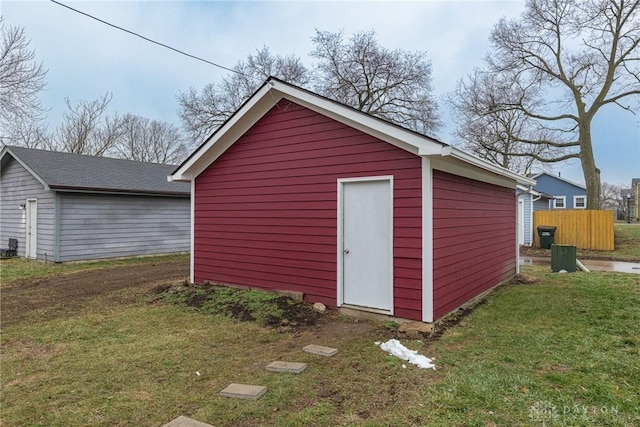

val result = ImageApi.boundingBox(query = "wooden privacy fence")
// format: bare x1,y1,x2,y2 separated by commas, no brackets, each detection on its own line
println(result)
533,210,615,251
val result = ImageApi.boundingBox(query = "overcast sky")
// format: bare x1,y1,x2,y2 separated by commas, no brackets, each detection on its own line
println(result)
3,0,639,185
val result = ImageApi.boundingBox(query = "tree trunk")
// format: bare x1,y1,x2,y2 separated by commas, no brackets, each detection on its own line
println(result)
578,118,601,209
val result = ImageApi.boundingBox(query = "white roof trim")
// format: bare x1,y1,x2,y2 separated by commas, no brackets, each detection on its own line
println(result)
516,184,542,196
171,77,532,187
170,82,276,181
0,146,50,191
440,146,536,186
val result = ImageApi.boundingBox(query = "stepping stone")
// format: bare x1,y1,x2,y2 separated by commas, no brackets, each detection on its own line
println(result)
220,383,267,400
266,361,307,373
162,415,214,427
303,344,338,357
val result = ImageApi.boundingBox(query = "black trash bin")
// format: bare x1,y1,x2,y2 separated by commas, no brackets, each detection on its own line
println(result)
537,226,557,249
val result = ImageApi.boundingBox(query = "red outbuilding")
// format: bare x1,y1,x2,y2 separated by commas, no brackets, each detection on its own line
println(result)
171,78,534,323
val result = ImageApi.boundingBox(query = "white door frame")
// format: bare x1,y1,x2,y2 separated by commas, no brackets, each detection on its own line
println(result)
337,176,394,313
25,199,37,259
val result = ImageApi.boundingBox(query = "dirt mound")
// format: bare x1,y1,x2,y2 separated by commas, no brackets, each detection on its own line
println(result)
511,273,541,284
154,283,322,328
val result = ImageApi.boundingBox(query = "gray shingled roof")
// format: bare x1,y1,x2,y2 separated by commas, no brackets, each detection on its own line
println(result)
1,146,189,196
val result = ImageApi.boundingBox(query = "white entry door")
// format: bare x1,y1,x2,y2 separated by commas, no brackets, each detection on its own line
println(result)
25,199,37,259
340,178,393,312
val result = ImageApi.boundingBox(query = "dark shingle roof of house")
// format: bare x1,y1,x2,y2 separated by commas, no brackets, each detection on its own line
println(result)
1,146,189,196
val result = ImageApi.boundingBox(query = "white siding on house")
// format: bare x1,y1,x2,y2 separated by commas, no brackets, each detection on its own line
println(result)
0,159,55,260
523,194,533,245
58,193,190,262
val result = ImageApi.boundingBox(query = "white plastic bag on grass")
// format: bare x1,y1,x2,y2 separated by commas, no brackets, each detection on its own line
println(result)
377,339,436,369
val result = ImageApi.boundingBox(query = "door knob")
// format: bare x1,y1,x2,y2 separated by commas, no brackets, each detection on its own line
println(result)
343,249,349,254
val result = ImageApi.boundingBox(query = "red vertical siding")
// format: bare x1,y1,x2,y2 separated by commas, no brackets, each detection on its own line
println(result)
432,170,516,320
194,100,423,320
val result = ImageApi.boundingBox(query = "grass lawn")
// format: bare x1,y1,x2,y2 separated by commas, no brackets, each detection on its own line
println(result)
1,264,638,426
607,223,640,260
579,223,640,261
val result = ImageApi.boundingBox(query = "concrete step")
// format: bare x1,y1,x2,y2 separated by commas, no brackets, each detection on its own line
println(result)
162,415,214,427
303,344,338,357
266,361,307,373
220,383,268,400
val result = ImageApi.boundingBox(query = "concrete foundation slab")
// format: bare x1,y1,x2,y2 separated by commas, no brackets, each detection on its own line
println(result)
266,361,307,373
162,415,214,427
303,344,338,356
220,383,268,400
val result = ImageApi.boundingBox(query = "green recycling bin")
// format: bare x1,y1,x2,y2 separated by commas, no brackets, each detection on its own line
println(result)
551,244,577,272
537,226,557,249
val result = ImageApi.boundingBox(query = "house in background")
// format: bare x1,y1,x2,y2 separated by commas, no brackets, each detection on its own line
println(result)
0,146,190,262
619,188,632,221
530,172,587,211
517,186,551,246
631,178,639,220
171,77,534,323
617,179,639,221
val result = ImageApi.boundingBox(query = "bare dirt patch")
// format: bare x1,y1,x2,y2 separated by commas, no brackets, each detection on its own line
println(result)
511,273,541,285
1,260,189,326
1,259,382,344
2,257,484,348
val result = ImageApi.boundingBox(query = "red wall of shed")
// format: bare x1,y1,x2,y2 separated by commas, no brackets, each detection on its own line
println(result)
432,170,516,320
194,100,423,320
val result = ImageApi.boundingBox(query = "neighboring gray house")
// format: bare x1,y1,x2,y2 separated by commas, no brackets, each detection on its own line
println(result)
0,146,190,262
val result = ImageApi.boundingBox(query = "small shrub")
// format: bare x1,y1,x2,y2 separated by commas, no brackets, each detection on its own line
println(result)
383,320,400,331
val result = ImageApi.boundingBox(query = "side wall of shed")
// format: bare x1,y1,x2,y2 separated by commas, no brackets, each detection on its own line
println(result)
432,170,516,320
193,101,424,320
58,193,190,262
0,158,55,260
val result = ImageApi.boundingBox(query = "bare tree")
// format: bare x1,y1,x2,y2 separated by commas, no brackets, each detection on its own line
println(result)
179,31,442,141
3,120,51,149
55,93,122,156
0,17,48,147
113,113,190,164
54,93,190,163
447,68,563,175
178,47,310,142
311,30,441,134
484,0,640,208
601,181,632,218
